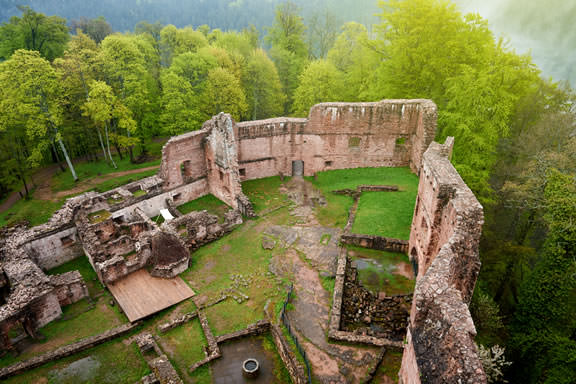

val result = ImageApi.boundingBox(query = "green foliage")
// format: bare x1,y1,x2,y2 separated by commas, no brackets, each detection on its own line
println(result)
70,16,112,44
510,170,576,383
292,59,345,116
266,1,308,59
374,0,494,104
0,49,64,167
327,22,379,101
266,1,309,113
0,6,69,61
204,67,248,121
244,48,286,120
159,24,208,66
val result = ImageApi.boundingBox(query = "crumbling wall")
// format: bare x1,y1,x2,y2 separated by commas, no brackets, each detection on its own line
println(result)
49,271,89,307
165,209,242,252
159,130,208,189
399,138,486,384
0,228,88,352
235,100,436,179
203,113,246,209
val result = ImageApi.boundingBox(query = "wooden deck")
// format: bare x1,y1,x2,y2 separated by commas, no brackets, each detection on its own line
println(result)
108,270,194,322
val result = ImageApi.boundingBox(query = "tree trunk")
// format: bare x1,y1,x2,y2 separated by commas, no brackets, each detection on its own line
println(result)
114,141,124,161
57,138,78,182
97,127,108,162
104,122,117,169
51,141,66,172
19,171,30,199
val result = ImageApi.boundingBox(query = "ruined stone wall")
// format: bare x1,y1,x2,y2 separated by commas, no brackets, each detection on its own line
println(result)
49,271,89,307
399,138,486,384
203,114,246,209
22,227,83,270
158,131,208,189
235,100,436,179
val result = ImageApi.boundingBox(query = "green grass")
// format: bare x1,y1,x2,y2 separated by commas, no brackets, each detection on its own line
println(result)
0,197,64,228
307,167,419,229
132,189,147,197
182,210,285,336
159,319,210,382
3,339,149,384
151,214,165,225
320,275,336,297
374,349,403,383
52,156,161,192
177,194,230,217
91,169,159,193
347,246,415,296
261,334,293,383
88,209,111,224
352,190,417,239
242,176,291,213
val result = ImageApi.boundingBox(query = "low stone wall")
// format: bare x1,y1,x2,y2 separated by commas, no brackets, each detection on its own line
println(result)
341,234,408,254
357,185,399,192
215,320,270,343
270,324,308,384
0,322,139,379
158,311,198,333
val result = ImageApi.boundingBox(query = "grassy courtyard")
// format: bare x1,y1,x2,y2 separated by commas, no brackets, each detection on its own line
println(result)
307,167,419,232
0,168,418,383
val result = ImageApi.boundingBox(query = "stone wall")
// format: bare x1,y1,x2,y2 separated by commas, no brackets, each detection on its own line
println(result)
399,138,486,383
158,130,208,189
340,234,408,254
49,271,89,307
22,227,83,270
236,100,437,179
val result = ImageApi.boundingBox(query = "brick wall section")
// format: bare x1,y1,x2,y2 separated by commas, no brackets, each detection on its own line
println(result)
0,322,139,379
49,271,89,306
399,138,486,383
340,234,408,254
236,99,436,179
159,131,208,190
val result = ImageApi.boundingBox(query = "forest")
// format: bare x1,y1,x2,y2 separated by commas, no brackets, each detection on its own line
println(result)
0,0,574,382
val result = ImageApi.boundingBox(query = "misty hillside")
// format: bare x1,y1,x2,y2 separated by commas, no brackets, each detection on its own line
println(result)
2,0,573,85
0,0,380,32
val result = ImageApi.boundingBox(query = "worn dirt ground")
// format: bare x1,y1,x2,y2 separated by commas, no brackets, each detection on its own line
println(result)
267,177,385,384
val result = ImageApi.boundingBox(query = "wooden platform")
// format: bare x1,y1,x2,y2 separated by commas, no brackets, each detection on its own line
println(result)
108,270,194,322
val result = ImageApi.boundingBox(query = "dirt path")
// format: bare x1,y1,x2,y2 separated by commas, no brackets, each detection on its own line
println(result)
0,165,60,212
268,177,379,383
0,163,159,211
38,165,159,201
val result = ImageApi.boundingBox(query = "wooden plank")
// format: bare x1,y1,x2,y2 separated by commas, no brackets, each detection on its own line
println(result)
108,270,194,322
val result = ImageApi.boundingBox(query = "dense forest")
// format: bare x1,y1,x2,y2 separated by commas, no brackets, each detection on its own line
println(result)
0,0,574,382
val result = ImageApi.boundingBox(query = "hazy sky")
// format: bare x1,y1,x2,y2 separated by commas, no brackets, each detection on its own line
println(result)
454,0,575,86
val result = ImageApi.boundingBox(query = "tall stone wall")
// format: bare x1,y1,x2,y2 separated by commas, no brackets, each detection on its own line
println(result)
399,138,486,383
203,114,246,209
235,99,437,180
